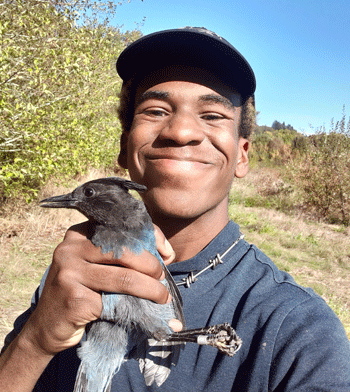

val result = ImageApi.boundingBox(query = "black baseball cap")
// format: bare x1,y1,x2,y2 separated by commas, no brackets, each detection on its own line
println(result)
116,27,256,100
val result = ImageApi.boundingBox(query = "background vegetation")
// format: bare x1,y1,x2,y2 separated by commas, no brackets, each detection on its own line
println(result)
249,111,350,226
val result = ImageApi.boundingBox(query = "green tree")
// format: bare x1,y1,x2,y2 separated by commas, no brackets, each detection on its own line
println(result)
250,127,302,165
0,0,141,200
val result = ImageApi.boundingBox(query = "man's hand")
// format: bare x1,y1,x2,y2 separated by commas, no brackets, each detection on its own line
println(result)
23,221,176,356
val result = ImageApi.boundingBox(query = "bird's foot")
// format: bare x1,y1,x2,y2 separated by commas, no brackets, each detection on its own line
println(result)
163,322,242,357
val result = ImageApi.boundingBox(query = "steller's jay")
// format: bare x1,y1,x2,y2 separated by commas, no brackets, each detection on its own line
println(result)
40,177,242,392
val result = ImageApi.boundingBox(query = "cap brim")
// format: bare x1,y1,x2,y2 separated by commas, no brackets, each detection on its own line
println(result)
116,28,256,99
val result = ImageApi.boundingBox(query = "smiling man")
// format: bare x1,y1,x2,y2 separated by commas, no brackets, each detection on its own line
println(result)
1,27,350,391
120,65,249,255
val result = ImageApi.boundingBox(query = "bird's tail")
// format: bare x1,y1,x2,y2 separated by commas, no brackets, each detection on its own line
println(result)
73,321,128,392
73,363,112,392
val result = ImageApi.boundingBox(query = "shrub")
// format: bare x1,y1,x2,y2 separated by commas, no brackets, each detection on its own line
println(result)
291,110,350,225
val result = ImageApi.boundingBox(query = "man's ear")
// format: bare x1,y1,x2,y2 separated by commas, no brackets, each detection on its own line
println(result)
117,132,129,169
235,138,250,178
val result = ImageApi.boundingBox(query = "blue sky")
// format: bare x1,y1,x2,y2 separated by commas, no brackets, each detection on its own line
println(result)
113,0,350,134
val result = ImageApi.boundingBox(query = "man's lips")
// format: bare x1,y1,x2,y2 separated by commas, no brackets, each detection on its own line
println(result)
146,155,212,170
145,154,212,165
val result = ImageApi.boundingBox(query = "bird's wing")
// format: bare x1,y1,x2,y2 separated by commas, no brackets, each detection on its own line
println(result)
138,338,182,387
162,265,186,328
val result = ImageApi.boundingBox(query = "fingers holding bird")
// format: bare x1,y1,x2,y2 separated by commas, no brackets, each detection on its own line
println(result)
57,222,172,303
25,222,174,357
66,221,175,268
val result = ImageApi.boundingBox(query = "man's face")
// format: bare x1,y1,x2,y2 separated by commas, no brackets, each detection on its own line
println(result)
122,68,248,220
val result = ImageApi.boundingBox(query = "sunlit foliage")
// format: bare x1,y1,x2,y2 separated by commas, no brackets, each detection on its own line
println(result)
0,0,141,200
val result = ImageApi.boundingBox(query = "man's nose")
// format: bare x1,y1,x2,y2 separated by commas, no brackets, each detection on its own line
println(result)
158,111,205,145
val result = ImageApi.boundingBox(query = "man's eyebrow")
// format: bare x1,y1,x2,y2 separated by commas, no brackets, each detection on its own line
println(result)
199,94,235,110
137,90,169,106
136,90,235,110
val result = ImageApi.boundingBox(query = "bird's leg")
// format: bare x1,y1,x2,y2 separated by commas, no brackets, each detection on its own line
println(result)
163,323,242,357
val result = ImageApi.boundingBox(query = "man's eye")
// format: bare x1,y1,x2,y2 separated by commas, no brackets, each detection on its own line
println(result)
145,109,167,117
202,113,224,121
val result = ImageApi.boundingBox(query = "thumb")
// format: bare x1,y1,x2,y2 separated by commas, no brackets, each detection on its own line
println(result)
153,224,176,265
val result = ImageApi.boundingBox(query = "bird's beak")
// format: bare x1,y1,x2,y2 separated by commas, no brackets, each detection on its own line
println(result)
40,193,77,209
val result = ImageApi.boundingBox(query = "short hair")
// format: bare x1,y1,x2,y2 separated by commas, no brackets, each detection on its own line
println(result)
117,78,256,141
239,94,256,139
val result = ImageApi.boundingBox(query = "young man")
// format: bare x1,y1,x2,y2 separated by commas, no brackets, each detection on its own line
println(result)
1,27,350,391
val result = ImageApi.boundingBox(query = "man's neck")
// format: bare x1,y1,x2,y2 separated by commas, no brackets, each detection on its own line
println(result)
151,206,230,263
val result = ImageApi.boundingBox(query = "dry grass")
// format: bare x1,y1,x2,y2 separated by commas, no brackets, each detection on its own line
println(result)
0,202,83,342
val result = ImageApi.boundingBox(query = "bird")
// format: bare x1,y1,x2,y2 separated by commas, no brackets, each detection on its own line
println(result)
40,177,242,392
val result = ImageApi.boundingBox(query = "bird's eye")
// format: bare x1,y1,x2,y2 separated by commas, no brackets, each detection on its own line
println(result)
84,187,95,197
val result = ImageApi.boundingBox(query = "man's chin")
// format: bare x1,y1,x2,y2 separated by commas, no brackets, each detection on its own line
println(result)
143,188,207,220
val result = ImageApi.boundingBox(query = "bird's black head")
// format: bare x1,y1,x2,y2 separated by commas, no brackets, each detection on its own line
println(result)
40,177,148,226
